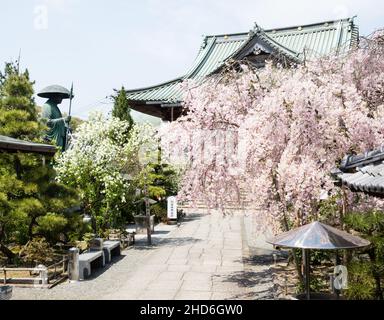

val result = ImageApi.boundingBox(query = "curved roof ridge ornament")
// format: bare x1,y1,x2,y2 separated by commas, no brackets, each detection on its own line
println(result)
253,22,263,33
248,22,263,38
201,35,207,49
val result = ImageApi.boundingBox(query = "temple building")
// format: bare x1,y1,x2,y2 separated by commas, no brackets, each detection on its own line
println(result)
126,18,359,121
332,147,384,197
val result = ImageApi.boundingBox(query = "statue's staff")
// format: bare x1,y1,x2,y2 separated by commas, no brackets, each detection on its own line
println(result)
65,83,74,150
68,82,73,117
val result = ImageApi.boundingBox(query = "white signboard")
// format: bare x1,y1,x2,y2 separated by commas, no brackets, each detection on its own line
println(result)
167,196,177,220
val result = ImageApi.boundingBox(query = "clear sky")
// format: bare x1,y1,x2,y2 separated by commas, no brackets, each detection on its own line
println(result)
1,0,383,120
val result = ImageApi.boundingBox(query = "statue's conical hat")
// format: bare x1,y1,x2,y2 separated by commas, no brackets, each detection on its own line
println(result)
37,85,73,99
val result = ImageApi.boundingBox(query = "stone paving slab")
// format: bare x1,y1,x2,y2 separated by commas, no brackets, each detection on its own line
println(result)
190,265,217,273
157,271,184,281
168,265,191,272
183,271,212,282
181,280,212,292
11,211,277,300
175,290,212,300
138,290,176,300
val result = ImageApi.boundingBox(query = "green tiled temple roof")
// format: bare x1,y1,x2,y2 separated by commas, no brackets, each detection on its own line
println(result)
126,17,358,119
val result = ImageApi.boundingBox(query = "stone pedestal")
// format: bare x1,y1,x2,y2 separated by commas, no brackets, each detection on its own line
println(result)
68,247,79,282
134,215,155,234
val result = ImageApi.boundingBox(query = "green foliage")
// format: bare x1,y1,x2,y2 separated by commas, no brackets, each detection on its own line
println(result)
67,214,92,244
0,61,80,263
293,248,335,295
133,162,180,222
345,261,376,300
150,203,167,223
20,237,55,266
120,202,136,223
296,274,327,294
59,110,85,134
0,62,44,140
55,114,154,234
294,248,335,266
69,116,85,133
112,87,134,130
136,163,179,201
344,209,384,299
76,232,96,251
317,193,342,226
36,213,68,243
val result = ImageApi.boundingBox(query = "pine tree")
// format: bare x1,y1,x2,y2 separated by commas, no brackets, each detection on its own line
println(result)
112,86,134,131
135,162,179,222
0,62,79,264
344,210,384,300
0,62,44,140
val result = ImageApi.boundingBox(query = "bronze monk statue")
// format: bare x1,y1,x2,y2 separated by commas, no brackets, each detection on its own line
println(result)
38,85,73,151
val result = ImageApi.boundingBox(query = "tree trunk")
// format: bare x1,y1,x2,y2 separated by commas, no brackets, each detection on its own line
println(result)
368,249,383,300
374,275,383,300
13,155,22,179
0,242,15,261
293,249,304,284
91,215,97,235
0,226,15,262
28,216,36,240
340,186,352,264
340,186,347,230
157,137,162,164
282,213,304,284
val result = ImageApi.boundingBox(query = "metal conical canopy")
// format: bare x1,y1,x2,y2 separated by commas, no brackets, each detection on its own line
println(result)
267,221,370,250
37,85,73,99
134,198,157,205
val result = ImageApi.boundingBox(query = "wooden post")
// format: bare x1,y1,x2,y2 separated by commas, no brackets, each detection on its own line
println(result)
3,269,6,284
341,185,351,264
145,196,151,245
157,135,161,165
303,249,311,300
341,185,347,230
144,166,152,246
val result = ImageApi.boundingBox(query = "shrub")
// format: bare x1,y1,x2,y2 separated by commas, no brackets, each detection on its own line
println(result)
151,203,167,223
36,213,68,244
20,237,55,266
345,261,376,300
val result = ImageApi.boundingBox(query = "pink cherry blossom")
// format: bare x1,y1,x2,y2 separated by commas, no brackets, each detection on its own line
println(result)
159,31,384,232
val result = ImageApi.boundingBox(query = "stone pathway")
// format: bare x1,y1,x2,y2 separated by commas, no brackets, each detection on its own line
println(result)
11,212,278,300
